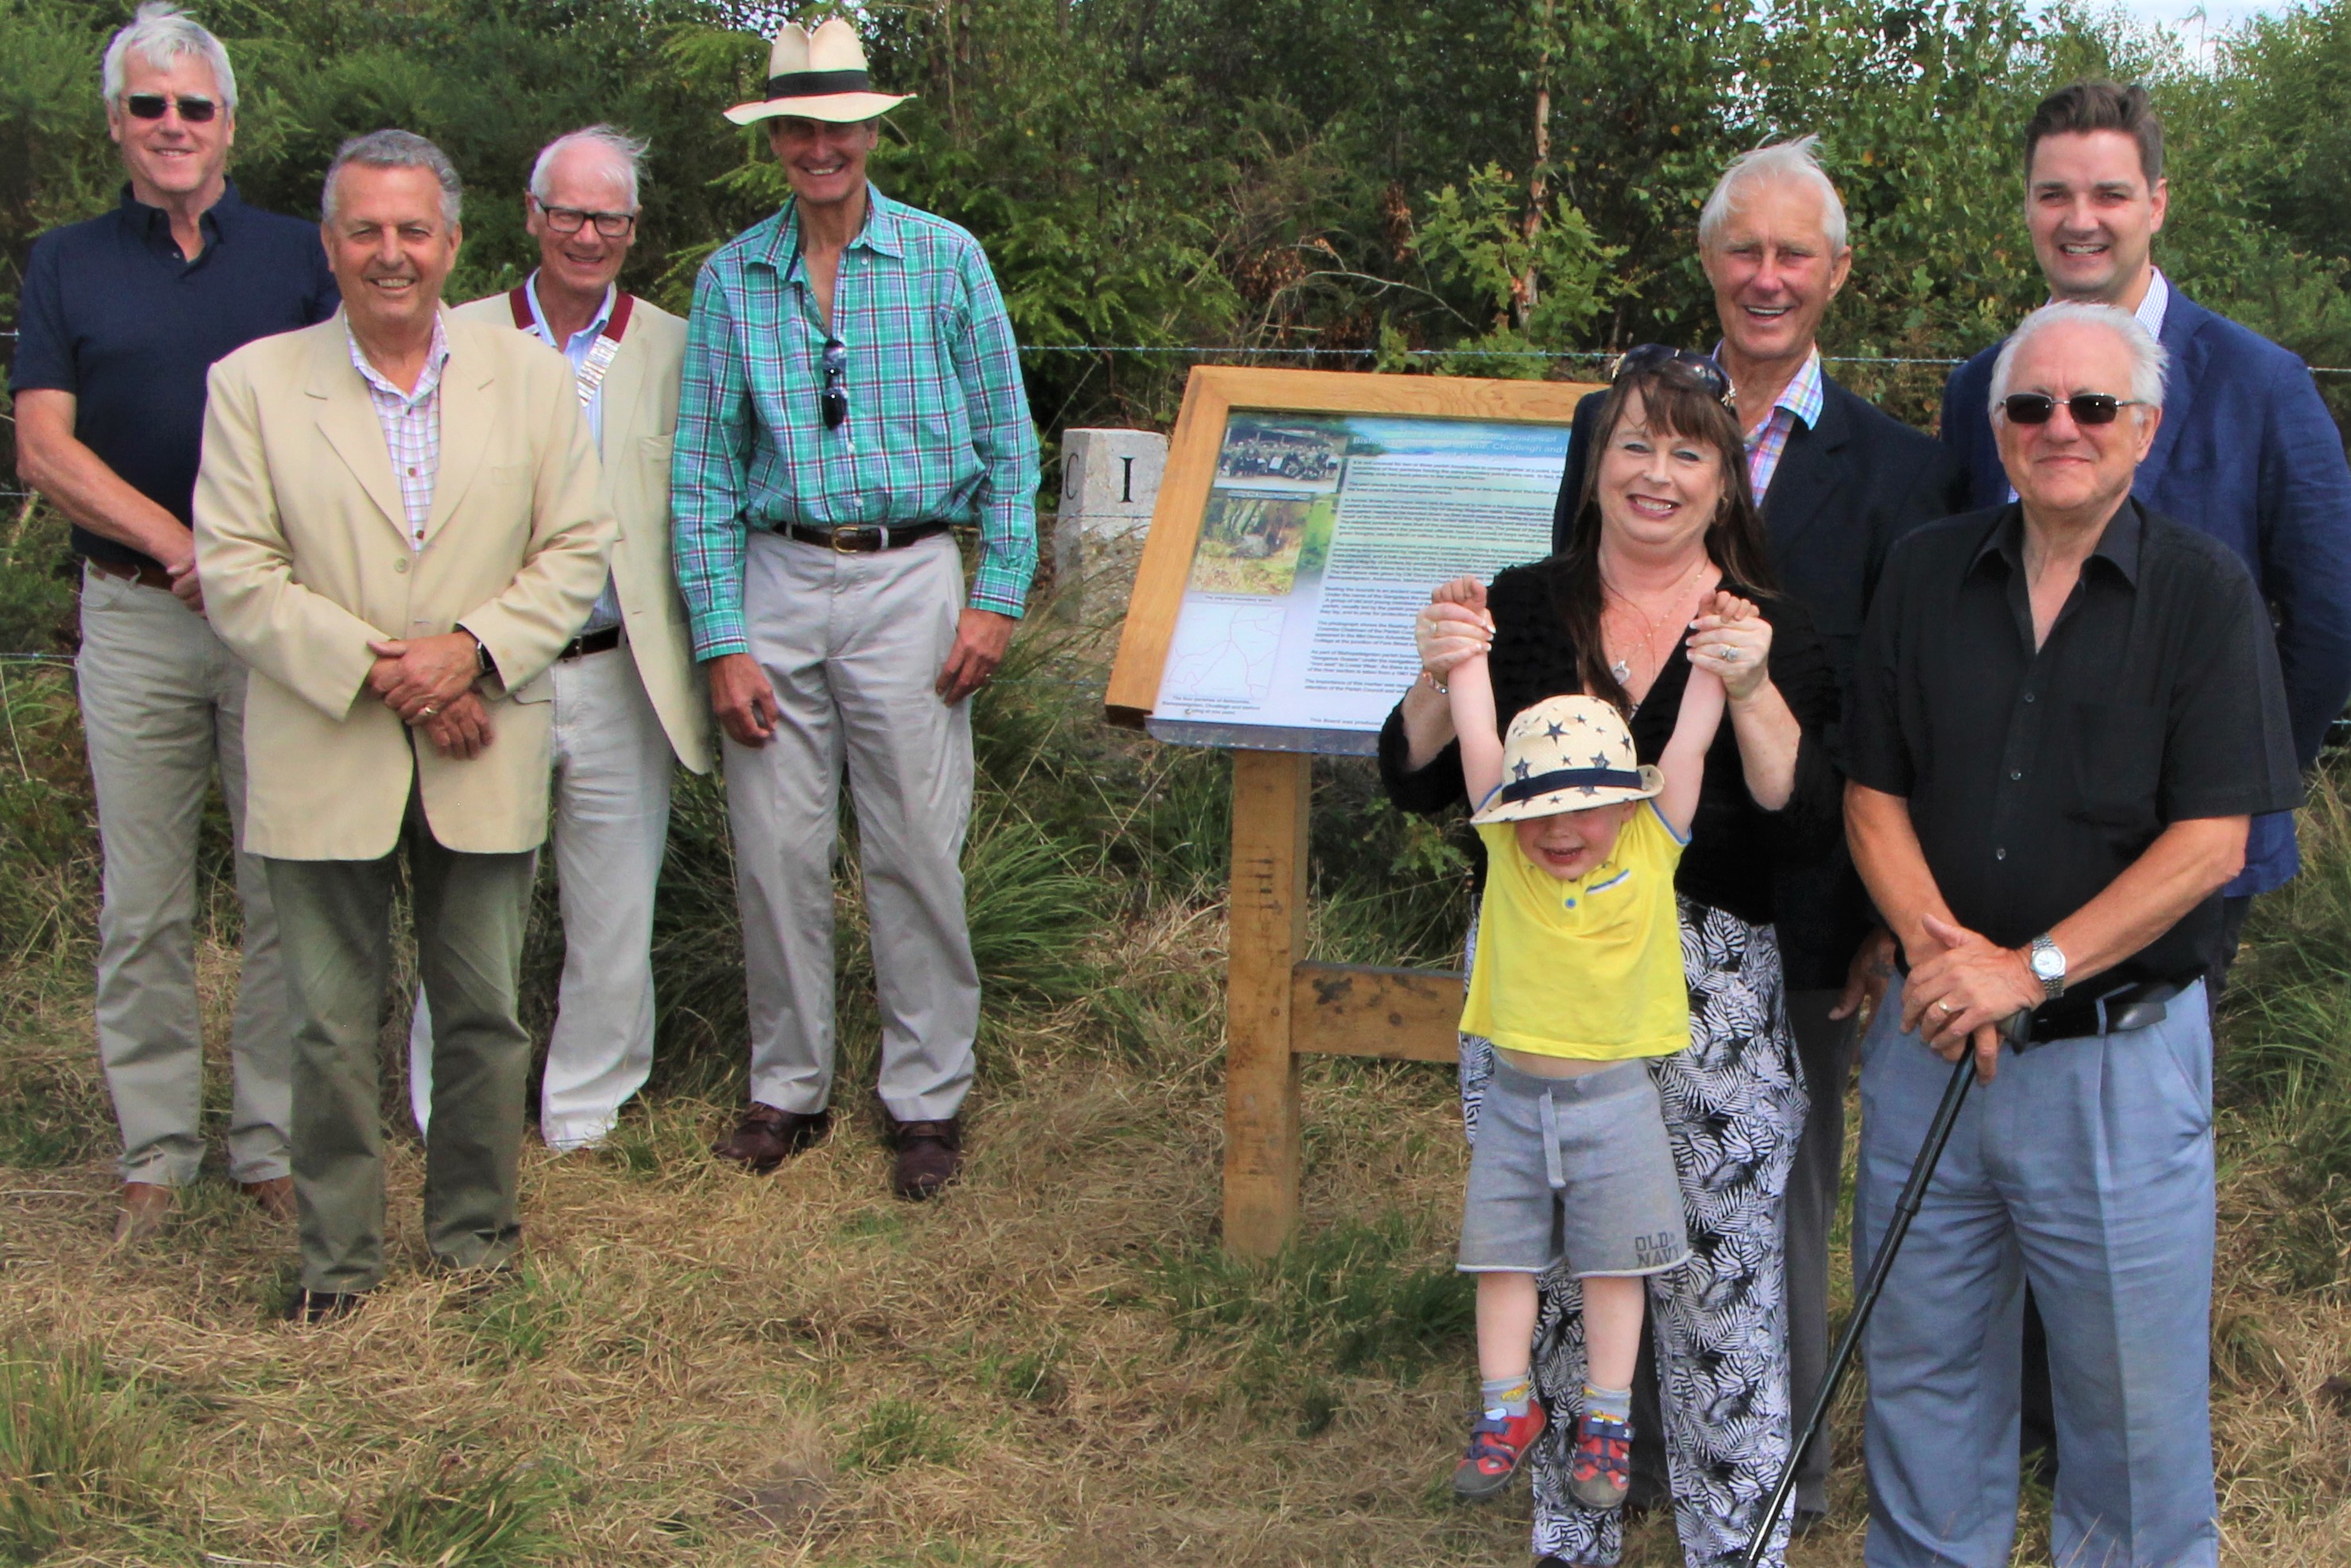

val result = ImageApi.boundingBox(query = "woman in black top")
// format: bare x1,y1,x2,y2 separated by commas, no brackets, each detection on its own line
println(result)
1379,353,1836,1568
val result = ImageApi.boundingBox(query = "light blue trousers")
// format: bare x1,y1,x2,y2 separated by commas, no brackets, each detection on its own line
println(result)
1855,975,2218,1568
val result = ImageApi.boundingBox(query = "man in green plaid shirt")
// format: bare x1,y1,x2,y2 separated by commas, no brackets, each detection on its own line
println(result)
674,18,1039,1199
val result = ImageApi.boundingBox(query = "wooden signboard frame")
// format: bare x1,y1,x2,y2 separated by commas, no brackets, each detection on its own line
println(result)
1105,367,1604,1257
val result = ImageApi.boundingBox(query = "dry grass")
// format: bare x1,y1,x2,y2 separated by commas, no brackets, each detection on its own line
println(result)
4,581,2351,1564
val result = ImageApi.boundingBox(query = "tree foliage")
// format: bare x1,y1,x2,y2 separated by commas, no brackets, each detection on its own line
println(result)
2,0,2349,440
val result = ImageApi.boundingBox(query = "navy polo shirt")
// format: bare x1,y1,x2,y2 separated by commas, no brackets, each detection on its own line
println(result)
11,181,340,572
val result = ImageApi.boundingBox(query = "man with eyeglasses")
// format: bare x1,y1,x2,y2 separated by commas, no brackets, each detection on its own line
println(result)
1937,76,2351,1491
673,18,1037,1199
1847,301,2296,1568
11,2,337,1246
396,126,712,1153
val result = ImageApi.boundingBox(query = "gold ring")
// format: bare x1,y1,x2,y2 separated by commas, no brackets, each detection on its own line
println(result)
419,705,438,718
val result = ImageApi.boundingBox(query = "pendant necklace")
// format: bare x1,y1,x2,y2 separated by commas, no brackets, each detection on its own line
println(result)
1602,556,1709,689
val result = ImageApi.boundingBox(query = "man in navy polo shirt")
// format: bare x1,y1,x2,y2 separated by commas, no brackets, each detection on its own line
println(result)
11,3,338,1245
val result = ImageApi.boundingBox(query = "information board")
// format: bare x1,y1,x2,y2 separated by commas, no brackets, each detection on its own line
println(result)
1105,368,1600,753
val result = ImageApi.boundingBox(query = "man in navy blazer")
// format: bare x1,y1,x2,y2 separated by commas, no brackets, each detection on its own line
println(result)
1942,81,2351,976
1550,137,1966,1527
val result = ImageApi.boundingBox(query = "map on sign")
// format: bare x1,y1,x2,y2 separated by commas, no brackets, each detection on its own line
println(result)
1148,412,1571,754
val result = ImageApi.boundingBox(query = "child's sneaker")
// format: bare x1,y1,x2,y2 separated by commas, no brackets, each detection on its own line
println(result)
1567,1411,1634,1508
1451,1402,1546,1500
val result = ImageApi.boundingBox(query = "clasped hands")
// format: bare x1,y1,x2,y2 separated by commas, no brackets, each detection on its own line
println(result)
1899,913,2043,1083
367,631,492,761
1415,579,1773,701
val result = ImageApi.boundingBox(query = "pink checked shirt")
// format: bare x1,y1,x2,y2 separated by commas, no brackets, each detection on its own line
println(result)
348,315,452,550
1742,348,1825,502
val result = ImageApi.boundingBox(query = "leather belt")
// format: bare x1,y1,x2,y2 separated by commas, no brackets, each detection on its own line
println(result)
554,626,623,662
2021,979,2181,1046
85,557,176,593
782,520,952,553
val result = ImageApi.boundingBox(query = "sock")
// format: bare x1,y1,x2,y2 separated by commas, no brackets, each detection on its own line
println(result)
1584,1381,1631,1425
1480,1373,1532,1420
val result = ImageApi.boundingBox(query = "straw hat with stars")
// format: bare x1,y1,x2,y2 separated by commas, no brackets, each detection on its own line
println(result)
1469,695,1663,825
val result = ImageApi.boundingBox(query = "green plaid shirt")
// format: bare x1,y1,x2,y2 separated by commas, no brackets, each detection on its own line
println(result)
671,187,1040,659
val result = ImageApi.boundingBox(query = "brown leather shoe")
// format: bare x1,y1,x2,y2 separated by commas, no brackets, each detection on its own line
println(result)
241,1176,297,1223
712,1103,830,1173
886,1116,963,1200
111,1182,173,1246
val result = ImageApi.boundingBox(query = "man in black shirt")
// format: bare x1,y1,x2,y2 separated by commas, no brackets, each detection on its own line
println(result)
1843,302,2297,1567
10,4,338,1244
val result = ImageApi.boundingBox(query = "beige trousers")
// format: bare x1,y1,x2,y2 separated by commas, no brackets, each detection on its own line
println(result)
76,564,291,1185
725,530,980,1124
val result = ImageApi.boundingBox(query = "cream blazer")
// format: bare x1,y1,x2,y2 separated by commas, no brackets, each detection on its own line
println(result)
450,290,712,774
195,310,617,860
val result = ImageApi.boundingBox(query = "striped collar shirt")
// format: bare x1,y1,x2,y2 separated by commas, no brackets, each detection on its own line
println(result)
521,273,624,632
1735,346,1825,502
670,185,1041,660
349,314,451,550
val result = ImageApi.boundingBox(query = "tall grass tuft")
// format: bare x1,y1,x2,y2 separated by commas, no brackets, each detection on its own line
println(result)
0,1342,175,1560
343,1451,570,1567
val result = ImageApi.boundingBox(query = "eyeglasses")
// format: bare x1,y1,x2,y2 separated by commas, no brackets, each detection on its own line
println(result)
123,93,218,123
534,199,636,239
820,338,848,430
1999,392,2149,427
1610,343,1735,408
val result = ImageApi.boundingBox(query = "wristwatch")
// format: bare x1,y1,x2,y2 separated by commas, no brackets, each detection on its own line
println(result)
470,631,496,682
2027,933,2067,1001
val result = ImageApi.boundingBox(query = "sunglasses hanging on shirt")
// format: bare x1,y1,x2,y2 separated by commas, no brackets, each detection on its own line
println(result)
1999,392,2149,427
123,93,218,122
820,338,849,430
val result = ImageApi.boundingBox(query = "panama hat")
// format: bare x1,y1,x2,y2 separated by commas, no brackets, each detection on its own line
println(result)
724,17,913,126
1469,695,1663,825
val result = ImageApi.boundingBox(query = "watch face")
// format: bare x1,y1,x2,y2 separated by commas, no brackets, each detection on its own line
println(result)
2033,947,2063,979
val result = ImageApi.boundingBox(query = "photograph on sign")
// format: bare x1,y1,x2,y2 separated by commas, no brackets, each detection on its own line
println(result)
1148,412,1570,753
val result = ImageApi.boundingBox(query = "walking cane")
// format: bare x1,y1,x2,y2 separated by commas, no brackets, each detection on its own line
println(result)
1738,1008,2029,1567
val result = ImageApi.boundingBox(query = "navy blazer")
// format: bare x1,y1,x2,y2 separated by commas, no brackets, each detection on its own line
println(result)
1940,286,2351,895
1550,372,1967,988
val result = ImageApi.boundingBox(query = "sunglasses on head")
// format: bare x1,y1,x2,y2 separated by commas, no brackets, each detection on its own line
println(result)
1611,343,1735,408
123,92,218,122
820,338,848,431
2000,392,2148,427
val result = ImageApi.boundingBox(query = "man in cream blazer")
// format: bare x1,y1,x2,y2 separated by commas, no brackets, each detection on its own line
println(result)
406,126,711,1152
195,131,614,1323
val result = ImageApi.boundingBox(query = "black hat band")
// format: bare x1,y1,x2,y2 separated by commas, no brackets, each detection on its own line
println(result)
1499,766,1645,804
765,68,874,99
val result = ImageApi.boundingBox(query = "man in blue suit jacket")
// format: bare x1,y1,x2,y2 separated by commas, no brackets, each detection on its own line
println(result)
1941,75,2351,1491
1943,82,2351,975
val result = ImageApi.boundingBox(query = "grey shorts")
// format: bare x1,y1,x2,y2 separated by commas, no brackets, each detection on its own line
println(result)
1457,1052,1690,1277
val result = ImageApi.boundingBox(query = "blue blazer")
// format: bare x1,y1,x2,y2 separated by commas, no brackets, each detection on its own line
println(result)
1940,288,2351,895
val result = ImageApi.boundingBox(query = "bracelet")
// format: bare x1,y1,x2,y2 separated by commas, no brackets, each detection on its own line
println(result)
1420,669,1448,696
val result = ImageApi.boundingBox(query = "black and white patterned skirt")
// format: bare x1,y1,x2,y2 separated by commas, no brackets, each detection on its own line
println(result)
1460,897,1809,1567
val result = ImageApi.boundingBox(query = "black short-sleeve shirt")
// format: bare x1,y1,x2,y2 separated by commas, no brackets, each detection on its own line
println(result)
11,182,340,571
1843,500,2302,987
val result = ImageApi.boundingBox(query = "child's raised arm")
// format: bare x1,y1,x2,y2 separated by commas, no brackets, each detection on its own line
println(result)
1425,577,1504,809
1657,591,1758,836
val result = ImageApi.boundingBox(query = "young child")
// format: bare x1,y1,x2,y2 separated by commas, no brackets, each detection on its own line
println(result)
1436,577,1743,1510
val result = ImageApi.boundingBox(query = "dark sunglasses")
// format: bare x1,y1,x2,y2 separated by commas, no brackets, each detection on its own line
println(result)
1999,392,2149,427
820,338,848,431
123,92,218,122
1611,343,1735,408
534,199,635,239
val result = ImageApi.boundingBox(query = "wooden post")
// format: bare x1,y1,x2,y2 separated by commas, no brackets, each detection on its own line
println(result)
1222,748,1310,1257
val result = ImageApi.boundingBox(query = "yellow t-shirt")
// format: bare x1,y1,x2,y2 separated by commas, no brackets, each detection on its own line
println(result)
1460,801,1691,1060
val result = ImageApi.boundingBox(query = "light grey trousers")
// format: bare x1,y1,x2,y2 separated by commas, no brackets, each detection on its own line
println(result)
724,530,980,1125
76,564,291,1185
265,788,537,1294
408,641,674,1149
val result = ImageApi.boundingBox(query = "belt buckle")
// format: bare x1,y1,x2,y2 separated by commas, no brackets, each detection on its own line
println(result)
829,524,864,554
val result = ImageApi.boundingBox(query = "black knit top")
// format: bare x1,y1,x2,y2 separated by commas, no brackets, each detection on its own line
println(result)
1376,556,1843,927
